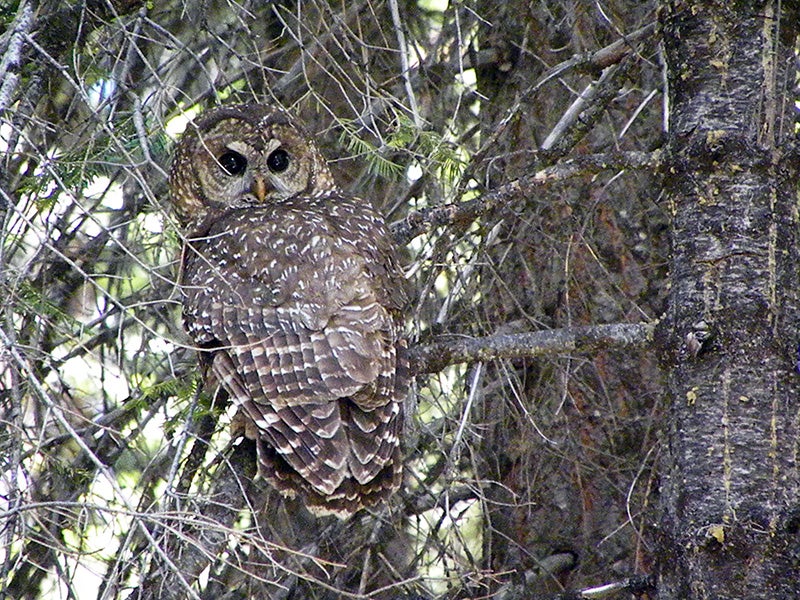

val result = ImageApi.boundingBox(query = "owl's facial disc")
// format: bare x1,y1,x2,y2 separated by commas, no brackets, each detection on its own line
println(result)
215,137,305,202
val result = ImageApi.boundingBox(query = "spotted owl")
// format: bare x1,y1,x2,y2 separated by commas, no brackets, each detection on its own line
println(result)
168,103,409,516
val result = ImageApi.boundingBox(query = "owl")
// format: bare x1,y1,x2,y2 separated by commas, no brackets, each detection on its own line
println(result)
168,104,409,517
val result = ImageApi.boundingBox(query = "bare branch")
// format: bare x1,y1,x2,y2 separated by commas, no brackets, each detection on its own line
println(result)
137,441,261,600
0,0,33,116
410,322,656,374
393,149,662,243
546,22,657,78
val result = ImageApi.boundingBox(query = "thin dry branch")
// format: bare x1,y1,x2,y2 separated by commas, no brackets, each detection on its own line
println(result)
136,440,261,600
410,322,655,375
393,149,662,243
544,22,656,81
540,57,634,156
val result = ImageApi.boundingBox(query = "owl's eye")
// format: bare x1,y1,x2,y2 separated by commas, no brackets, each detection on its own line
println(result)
267,148,290,173
218,150,248,176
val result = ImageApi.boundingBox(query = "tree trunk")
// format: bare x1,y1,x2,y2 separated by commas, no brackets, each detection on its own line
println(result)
657,1,800,597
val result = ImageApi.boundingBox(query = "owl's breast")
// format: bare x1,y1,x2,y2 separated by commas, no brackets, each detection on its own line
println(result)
181,204,387,327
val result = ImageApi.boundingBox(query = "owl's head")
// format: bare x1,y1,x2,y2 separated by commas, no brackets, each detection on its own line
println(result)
169,103,336,226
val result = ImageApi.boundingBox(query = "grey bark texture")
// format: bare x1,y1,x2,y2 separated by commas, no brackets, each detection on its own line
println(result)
657,1,800,597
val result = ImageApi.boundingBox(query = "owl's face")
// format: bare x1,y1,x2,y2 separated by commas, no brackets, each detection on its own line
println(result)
170,104,336,226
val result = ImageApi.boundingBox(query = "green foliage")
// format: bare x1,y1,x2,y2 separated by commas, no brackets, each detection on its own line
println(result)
389,115,467,186
14,114,170,215
13,279,74,327
0,0,21,24
338,121,406,178
141,373,199,405
338,114,466,183
64,116,171,178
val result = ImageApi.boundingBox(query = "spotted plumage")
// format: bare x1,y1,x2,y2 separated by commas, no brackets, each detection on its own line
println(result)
169,104,408,516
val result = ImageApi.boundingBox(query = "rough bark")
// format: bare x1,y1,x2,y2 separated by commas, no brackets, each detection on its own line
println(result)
657,1,800,597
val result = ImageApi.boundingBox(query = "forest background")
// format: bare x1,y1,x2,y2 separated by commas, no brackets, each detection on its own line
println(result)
2,1,799,599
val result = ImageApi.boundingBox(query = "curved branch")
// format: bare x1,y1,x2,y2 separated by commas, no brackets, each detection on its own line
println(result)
410,321,656,375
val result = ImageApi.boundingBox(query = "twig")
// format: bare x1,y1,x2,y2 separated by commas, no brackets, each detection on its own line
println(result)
450,22,656,200
388,0,423,128
404,485,477,516
541,56,633,156
546,22,656,78
495,569,654,600
491,553,578,600
137,441,260,599
542,63,622,150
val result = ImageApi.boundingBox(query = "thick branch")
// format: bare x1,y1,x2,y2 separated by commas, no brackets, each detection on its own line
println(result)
410,322,655,375
0,1,33,116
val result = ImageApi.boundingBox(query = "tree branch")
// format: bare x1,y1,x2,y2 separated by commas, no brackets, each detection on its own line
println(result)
0,0,33,116
392,149,662,243
410,322,656,375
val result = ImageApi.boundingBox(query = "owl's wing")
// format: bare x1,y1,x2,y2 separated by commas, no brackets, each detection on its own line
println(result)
180,204,406,503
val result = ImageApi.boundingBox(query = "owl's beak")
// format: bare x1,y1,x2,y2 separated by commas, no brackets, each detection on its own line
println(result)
251,176,268,202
